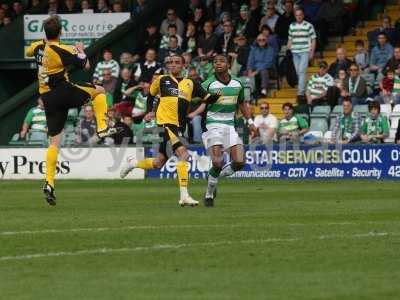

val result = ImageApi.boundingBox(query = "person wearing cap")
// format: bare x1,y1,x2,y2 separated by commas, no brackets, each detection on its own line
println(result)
252,100,278,144
361,101,390,144
305,61,334,107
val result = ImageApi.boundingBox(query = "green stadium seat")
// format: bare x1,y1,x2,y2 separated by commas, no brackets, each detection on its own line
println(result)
61,133,76,146
64,123,75,133
332,105,343,114
67,108,78,122
8,133,25,146
27,130,48,146
312,105,331,115
310,118,328,133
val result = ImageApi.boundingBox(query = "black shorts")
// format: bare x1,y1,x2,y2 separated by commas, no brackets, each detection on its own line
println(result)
158,124,185,158
41,81,99,137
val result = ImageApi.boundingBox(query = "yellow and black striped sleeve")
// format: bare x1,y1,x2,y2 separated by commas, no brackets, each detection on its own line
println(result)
192,79,219,104
150,75,162,96
49,44,87,69
26,40,45,58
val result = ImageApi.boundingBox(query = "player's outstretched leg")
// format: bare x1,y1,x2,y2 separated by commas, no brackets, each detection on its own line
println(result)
91,89,119,138
43,134,62,206
120,157,155,178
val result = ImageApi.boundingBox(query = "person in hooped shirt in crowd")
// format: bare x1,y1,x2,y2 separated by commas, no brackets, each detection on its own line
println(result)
251,101,278,144
278,102,309,143
361,101,390,144
330,97,361,144
159,24,183,49
369,32,394,75
20,97,47,140
247,33,277,97
75,104,97,145
158,35,183,64
341,63,368,105
287,8,316,101
305,61,334,107
93,49,120,84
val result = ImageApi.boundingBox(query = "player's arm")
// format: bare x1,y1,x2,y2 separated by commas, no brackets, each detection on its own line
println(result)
26,40,41,58
52,44,88,69
237,83,256,133
188,103,207,119
20,109,33,139
192,79,220,104
144,75,161,120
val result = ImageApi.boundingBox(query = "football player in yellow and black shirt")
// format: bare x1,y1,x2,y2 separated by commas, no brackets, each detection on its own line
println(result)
120,54,219,206
26,15,118,205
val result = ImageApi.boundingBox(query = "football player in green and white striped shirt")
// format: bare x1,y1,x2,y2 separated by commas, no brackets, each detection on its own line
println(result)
306,61,334,106
20,98,47,139
188,55,256,207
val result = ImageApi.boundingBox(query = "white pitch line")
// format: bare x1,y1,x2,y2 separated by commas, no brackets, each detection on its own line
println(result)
0,221,395,236
0,232,395,262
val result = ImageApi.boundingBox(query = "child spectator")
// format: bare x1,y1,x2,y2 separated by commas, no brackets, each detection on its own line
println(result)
376,68,400,104
361,101,389,144
278,102,309,143
354,40,369,71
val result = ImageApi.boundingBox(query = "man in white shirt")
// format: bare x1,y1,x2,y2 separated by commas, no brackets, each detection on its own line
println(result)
251,101,278,143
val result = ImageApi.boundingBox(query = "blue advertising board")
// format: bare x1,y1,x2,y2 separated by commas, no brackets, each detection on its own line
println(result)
146,144,400,180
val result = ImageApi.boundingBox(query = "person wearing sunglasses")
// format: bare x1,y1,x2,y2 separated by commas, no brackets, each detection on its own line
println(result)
252,101,278,144
342,63,368,105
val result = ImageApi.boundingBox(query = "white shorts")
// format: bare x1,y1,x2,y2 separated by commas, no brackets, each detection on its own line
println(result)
202,124,243,150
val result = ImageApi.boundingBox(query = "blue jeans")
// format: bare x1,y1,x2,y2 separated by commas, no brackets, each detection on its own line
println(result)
191,115,203,143
292,52,309,96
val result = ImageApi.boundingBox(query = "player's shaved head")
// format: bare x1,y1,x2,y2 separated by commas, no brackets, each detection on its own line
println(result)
44,15,62,40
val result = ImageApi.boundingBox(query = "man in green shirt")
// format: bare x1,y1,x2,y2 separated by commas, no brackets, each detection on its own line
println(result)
20,98,47,139
278,102,309,143
361,101,390,143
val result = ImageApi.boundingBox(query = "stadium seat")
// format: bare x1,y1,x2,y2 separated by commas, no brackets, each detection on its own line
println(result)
310,118,328,133
27,130,48,146
67,108,78,122
384,129,397,143
324,130,332,142
8,133,25,146
312,105,331,115
390,116,400,129
380,104,392,118
61,133,76,146
353,105,369,121
64,123,75,133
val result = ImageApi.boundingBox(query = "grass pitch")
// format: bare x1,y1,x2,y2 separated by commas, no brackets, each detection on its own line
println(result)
0,179,399,300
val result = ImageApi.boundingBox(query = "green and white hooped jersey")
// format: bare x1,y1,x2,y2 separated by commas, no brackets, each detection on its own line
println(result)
201,75,245,126
24,106,47,132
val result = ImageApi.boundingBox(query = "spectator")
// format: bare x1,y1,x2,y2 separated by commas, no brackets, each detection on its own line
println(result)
197,20,218,59
361,101,390,144
107,107,117,128
214,12,231,36
81,0,92,12
29,0,44,13
2,14,12,26
0,8,6,27
342,63,368,105
142,23,161,55
259,1,280,33
196,56,213,80
369,33,394,74
260,24,279,58
275,0,295,46
368,16,398,48
160,8,184,37
112,1,124,13
376,68,400,104
328,47,353,79
101,69,118,94
20,98,47,140
192,6,206,33
247,33,277,96
95,0,109,13
132,0,146,16
114,68,137,103
383,46,400,74
114,114,134,145
236,4,258,40
215,20,235,54
93,49,120,84
134,48,162,83
306,61,335,106
252,101,278,144
160,24,183,49
331,97,361,144
182,21,197,54
208,0,231,26
12,1,24,17
158,35,183,63
396,119,400,144
47,0,60,14
119,52,136,71
354,40,369,71
288,8,316,101
131,82,150,124
62,0,80,13
278,102,309,143
335,68,348,94
228,34,250,76
75,105,97,145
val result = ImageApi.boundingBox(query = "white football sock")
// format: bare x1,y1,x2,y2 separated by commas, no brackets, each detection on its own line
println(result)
219,163,235,178
180,186,189,199
205,175,218,198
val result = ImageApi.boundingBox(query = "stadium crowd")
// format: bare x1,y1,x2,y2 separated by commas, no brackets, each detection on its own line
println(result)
14,0,400,145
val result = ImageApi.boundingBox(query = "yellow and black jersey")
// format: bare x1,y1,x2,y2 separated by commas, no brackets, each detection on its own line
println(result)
150,74,211,127
31,41,87,94
26,39,46,91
